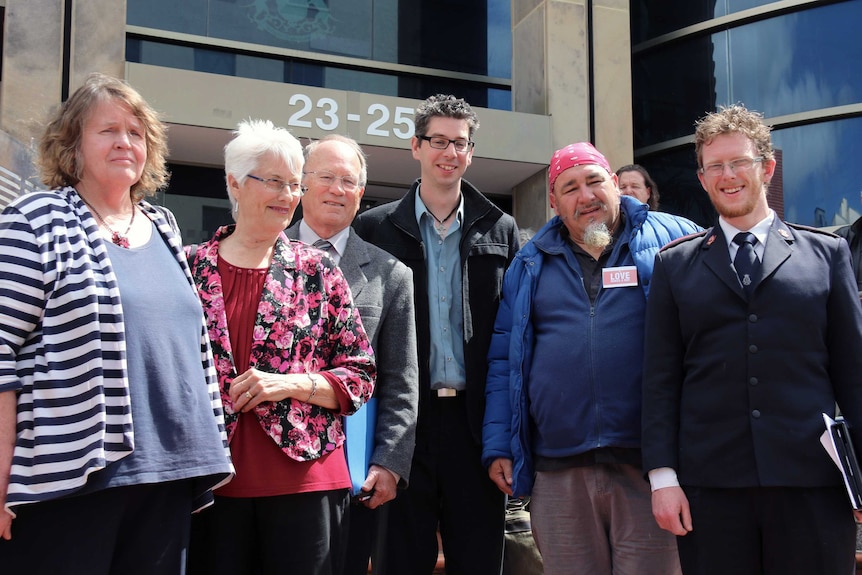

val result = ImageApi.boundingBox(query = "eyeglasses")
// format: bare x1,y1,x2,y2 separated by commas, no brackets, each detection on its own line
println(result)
699,157,764,177
416,135,475,153
303,171,361,192
247,174,304,195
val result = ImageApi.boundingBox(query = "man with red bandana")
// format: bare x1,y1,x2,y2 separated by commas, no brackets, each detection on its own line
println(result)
642,105,862,575
354,95,519,575
482,142,699,575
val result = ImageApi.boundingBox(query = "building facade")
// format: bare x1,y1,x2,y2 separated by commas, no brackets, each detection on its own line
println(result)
0,0,858,233
0,0,633,238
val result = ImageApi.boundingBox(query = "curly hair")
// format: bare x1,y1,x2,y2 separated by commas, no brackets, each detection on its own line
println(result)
694,104,774,169
414,94,480,140
37,72,169,201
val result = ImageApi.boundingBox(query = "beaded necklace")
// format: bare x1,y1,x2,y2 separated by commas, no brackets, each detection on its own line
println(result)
81,197,136,248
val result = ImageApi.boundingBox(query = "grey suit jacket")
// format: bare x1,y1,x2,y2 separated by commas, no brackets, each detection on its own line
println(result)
287,223,419,484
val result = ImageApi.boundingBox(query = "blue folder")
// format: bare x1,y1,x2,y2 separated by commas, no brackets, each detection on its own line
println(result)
344,397,377,494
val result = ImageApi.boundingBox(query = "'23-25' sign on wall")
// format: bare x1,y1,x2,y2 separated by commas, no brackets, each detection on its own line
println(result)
284,94,415,140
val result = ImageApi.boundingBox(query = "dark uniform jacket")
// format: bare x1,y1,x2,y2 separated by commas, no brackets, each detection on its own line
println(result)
642,218,862,487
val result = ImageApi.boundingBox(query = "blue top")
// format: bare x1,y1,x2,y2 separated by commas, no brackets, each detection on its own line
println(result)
482,196,701,496
415,190,466,390
81,222,231,494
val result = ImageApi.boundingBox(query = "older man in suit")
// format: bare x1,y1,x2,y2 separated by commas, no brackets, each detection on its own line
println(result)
642,104,862,575
287,135,418,575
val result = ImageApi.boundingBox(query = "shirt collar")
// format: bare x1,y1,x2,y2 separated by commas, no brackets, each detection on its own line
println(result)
297,219,350,264
414,184,464,227
718,210,774,250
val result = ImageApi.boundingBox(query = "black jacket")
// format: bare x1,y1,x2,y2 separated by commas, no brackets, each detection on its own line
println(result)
353,178,520,444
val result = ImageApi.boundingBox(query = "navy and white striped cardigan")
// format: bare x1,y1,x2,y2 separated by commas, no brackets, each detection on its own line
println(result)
0,187,233,512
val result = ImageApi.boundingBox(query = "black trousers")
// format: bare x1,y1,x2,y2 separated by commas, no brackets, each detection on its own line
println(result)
343,498,389,575
0,480,195,575
677,485,856,575
381,394,506,575
187,489,350,575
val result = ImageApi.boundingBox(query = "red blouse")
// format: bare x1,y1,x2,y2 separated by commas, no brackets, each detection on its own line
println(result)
214,257,350,498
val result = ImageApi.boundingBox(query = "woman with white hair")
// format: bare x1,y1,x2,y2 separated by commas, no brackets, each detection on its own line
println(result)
186,120,375,574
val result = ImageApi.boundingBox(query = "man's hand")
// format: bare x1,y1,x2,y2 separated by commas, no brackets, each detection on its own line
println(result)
652,486,692,536
488,458,513,495
359,465,398,509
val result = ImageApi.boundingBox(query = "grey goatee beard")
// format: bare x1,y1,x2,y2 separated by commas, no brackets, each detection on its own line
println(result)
583,221,612,250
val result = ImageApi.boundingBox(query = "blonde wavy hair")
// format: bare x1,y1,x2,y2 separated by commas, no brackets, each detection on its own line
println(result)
37,72,169,201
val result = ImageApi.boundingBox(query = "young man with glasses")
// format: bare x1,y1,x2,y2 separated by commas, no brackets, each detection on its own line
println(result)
353,94,520,575
642,104,862,575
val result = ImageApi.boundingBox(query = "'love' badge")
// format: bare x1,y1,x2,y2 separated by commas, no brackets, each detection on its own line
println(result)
602,265,638,288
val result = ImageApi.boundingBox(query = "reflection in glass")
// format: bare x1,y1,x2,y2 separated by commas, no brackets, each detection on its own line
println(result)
126,0,512,109
639,117,862,229
633,2,862,148
631,0,783,44
126,38,507,109
772,117,862,227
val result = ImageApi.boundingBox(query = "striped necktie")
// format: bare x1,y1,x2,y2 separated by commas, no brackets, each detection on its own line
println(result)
313,239,334,256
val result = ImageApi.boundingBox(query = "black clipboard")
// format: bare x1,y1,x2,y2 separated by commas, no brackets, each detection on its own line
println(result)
822,413,862,509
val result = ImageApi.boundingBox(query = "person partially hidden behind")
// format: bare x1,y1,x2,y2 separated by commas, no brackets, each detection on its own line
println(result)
616,164,660,211
287,134,419,575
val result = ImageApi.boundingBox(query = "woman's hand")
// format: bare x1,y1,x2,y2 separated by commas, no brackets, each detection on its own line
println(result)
230,368,340,411
229,368,293,412
0,506,12,540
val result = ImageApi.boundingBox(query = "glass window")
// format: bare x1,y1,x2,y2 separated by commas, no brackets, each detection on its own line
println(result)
127,0,511,109
633,1,862,148
772,117,862,227
723,2,862,117
631,0,783,44
126,0,511,79
236,54,285,83
632,35,718,148
127,38,502,108
638,117,862,229
127,0,208,35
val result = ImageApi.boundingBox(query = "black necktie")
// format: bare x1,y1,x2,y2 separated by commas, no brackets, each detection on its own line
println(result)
733,232,759,295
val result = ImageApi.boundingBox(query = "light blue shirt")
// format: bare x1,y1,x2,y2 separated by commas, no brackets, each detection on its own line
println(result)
415,188,466,391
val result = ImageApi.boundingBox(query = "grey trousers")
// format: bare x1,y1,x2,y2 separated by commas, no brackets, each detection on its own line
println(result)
530,463,681,575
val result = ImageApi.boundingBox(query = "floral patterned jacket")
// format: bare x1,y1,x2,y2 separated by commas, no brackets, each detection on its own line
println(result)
189,225,376,462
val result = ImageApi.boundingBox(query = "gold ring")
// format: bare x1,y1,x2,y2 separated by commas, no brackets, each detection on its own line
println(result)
245,391,252,400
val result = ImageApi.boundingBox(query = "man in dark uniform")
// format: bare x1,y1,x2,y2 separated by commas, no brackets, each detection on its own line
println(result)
642,104,862,575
